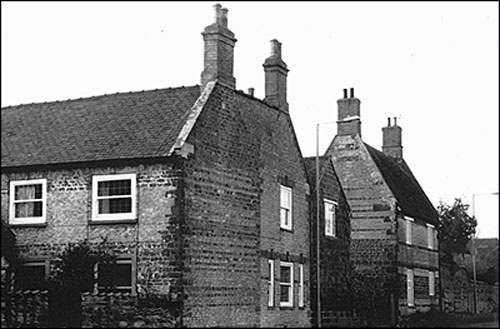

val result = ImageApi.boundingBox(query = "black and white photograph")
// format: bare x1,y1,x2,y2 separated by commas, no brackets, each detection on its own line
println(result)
1,1,498,328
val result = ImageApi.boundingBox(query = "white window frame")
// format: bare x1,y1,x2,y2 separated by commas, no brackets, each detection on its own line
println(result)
298,264,304,308
426,223,435,250
92,173,137,221
280,185,292,230
324,199,337,237
268,259,275,307
405,216,414,245
9,179,47,225
279,261,294,307
428,270,435,296
407,268,414,306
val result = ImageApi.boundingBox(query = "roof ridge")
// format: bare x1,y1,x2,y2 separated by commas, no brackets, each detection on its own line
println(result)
1,84,200,110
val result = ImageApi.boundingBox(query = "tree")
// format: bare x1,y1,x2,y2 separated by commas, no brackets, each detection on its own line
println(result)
437,198,477,265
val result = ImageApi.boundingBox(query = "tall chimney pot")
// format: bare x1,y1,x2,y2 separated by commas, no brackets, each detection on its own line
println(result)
350,88,354,98
263,39,289,112
201,4,237,90
343,89,348,99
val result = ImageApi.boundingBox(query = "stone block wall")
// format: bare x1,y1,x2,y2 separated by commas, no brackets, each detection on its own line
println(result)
4,290,49,328
329,134,398,324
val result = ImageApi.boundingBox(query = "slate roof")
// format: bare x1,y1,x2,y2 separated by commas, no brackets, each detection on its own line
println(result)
1,86,201,167
364,143,439,225
303,156,328,186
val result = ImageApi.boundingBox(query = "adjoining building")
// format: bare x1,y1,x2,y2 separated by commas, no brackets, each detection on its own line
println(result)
304,156,354,327
326,88,440,325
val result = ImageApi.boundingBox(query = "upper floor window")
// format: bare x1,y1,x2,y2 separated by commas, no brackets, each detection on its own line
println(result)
280,185,292,230
279,261,293,307
15,260,48,290
427,223,436,250
405,216,414,245
9,179,47,225
92,174,136,221
324,199,337,237
96,257,135,294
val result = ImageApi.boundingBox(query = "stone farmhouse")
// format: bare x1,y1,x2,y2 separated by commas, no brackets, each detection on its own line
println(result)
0,4,324,327
326,88,441,325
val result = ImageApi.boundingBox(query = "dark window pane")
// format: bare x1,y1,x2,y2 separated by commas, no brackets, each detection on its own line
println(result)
280,285,290,302
98,262,132,293
98,180,131,197
280,266,291,284
15,201,42,218
15,184,42,200
16,265,46,290
98,198,132,214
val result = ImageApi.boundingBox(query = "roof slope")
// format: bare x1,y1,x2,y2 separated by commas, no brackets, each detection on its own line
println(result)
1,86,201,167
364,143,439,225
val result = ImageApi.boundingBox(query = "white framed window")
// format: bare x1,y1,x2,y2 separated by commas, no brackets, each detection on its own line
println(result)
279,261,293,307
280,185,292,230
407,268,414,306
268,259,275,307
428,270,435,296
426,223,435,250
9,179,47,225
92,173,137,221
405,216,414,245
324,199,337,237
96,258,135,294
298,264,304,308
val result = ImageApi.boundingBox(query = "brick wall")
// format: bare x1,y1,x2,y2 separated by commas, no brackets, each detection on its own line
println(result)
307,158,353,327
441,263,498,315
81,292,180,328
1,161,185,327
182,83,310,327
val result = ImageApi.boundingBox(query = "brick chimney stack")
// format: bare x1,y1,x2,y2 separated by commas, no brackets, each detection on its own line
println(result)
337,88,361,136
382,117,403,158
263,39,289,112
201,4,237,90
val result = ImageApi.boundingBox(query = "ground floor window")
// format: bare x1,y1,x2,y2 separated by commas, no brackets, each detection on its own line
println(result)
96,257,135,294
268,259,275,307
407,268,414,306
280,261,293,307
15,260,48,290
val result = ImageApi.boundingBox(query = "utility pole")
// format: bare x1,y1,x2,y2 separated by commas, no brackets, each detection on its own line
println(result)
471,191,499,314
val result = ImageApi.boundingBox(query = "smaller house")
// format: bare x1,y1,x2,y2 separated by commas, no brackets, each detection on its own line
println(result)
304,156,353,327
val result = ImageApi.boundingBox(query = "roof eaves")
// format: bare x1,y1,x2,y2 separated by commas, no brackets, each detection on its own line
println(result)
167,81,216,156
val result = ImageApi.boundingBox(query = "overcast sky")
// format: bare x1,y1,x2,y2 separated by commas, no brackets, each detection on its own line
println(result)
2,1,498,238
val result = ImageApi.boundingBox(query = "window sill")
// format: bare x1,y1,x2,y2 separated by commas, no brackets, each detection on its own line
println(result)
89,219,137,225
8,222,47,228
279,306,294,310
280,227,293,233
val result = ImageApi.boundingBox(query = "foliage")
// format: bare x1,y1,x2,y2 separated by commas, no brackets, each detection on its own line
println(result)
49,239,115,292
437,198,477,264
349,270,387,325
